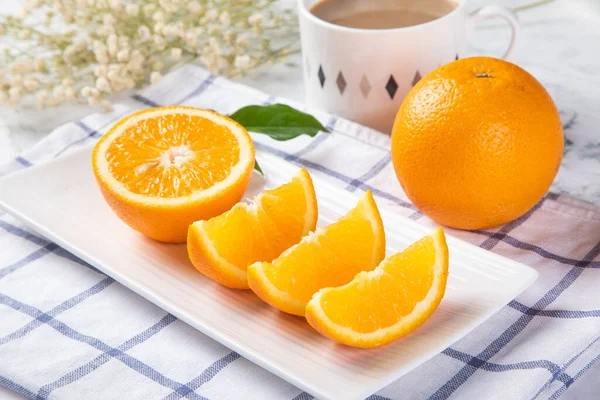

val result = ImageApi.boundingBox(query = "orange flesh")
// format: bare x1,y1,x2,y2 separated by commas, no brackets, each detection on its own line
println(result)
105,114,240,198
202,173,314,269
261,202,382,305
320,236,435,333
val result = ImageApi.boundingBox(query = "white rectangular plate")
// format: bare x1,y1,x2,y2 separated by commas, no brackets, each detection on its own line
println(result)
0,147,538,400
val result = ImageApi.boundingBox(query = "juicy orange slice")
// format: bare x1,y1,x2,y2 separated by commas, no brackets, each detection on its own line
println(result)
187,169,318,289
247,191,385,316
92,106,255,243
306,227,449,348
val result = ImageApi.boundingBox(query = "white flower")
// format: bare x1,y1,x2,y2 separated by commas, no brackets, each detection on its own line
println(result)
236,34,250,47
170,48,182,62
101,99,113,112
187,1,203,14
96,76,112,93
150,71,162,84
63,46,77,63
64,87,76,100
125,4,139,16
36,90,48,107
153,22,165,35
124,78,135,89
248,13,264,26
107,69,120,82
158,0,176,13
138,25,151,41
152,11,165,22
8,61,33,74
26,0,42,8
118,35,130,48
219,11,231,26
126,62,142,74
108,63,121,75
23,78,39,92
206,9,218,21
88,96,99,107
162,24,176,36
111,79,126,91
108,0,121,11
62,78,74,87
11,74,24,87
185,35,198,48
117,49,129,62
34,59,47,73
234,55,251,71
153,35,166,50
17,29,32,40
81,86,96,97
103,13,116,26
95,49,109,64
143,4,156,16
9,87,22,103
94,65,108,77
73,39,87,51
130,50,143,63
208,38,221,54
107,34,118,57
98,25,115,37
52,85,65,102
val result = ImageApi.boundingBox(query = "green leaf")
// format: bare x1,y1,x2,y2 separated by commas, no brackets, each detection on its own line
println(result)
230,104,329,141
254,159,264,175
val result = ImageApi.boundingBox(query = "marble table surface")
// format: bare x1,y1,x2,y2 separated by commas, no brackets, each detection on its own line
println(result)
1,0,599,399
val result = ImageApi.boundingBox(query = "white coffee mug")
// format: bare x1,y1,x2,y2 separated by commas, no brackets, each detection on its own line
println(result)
298,0,520,133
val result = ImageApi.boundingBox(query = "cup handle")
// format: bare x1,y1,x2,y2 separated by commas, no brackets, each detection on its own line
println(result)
468,6,520,60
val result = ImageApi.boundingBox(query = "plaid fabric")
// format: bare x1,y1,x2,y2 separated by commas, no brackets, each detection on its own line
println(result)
1,64,600,400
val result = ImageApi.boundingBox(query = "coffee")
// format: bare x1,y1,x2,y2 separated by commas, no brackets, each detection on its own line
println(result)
310,0,459,30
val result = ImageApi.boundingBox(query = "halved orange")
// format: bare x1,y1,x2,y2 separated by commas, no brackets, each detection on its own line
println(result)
92,106,255,243
187,169,318,289
306,227,449,348
247,191,385,316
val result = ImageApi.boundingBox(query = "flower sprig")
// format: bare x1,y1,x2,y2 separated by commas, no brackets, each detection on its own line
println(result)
0,0,299,110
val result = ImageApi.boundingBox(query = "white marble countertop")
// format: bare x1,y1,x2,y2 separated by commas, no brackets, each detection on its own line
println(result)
1,0,599,399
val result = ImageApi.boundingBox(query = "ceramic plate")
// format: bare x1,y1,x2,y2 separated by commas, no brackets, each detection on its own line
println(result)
0,147,538,400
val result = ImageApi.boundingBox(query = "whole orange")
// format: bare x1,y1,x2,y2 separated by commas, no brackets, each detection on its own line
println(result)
391,57,563,230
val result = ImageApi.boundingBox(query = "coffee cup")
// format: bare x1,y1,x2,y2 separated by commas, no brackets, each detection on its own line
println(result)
298,0,520,133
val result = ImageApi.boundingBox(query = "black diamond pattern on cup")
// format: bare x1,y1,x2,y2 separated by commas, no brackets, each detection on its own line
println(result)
336,71,347,94
412,71,422,87
318,65,326,88
385,75,398,99
359,75,371,98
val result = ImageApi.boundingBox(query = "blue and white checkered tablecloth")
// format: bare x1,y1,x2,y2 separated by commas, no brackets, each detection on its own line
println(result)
1,65,600,400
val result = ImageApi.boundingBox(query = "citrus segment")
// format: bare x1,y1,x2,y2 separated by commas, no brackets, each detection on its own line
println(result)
247,191,385,316
306,227,449,348
187,169,318,289
92,106,255,243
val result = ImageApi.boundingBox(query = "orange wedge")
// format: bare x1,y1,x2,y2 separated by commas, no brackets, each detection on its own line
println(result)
92,106,255,243
187,169,318,289
306,227,449,348
248,191,385,316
